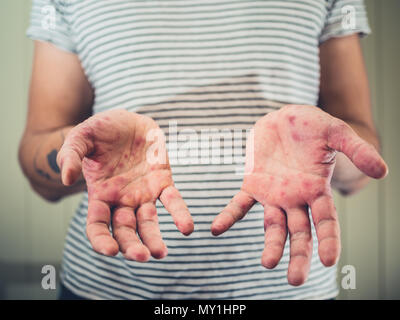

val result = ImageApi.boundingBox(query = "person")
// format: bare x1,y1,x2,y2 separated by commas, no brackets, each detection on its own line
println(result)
19,0,388,299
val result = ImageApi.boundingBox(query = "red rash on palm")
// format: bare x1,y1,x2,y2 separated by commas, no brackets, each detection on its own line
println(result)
212,104,388,286
57,109,194,262
291,132,301,142
57,105,388,286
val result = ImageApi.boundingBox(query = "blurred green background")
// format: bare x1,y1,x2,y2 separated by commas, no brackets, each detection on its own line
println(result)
0,0,399,299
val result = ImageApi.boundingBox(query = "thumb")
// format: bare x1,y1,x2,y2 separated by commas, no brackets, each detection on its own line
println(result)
57,124,94,186
327,119,388,179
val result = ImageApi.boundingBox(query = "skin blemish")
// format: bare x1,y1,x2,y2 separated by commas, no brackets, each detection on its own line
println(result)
145,205,157,218
280,191,286,198
288,115,296,125
314,191,325,199
135,252,148,262
281,179,289,187
291,132,301,141
301,181,313,193
165,190,176,202
81,127,92,139
108,189,119,203
101,182,108,188
135,137,144,148
303,121,308,126
240,201,249,211
302,180,311,189
118,163,124,169
124,154,128,159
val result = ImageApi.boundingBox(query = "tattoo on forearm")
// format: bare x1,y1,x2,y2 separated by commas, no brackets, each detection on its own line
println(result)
33,131,64,181
47,149,61,173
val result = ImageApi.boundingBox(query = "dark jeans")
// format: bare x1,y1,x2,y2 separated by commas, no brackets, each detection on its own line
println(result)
58,283,87,300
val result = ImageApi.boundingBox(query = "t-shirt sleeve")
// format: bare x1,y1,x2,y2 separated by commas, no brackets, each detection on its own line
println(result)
319,0,371,44
26,0,76,53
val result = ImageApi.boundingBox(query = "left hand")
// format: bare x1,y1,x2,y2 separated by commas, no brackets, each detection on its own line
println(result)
211,105,388,286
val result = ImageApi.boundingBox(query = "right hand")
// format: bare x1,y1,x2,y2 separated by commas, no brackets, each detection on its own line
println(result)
57,109,194,262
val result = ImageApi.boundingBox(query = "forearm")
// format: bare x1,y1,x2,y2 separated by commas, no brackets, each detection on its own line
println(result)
18,126,86,201
332,120,380,195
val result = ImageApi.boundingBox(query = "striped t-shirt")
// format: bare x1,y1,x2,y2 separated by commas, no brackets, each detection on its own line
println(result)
27,0,370,299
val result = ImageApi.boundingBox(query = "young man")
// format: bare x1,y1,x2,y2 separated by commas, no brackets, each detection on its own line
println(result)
19,0,387,299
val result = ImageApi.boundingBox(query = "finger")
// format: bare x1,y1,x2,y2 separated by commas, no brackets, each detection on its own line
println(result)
159,185,194,236
86,199,119,256
136,202,168,259
286,206,313,286
211,190,256,236
327,119,388,179
309,193,341,267
112,206,150,262
58,152,82,186
57,124,94,185
261,206,287,269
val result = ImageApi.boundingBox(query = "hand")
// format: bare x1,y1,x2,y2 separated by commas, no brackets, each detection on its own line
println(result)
211,105,388,285
57,109,194,261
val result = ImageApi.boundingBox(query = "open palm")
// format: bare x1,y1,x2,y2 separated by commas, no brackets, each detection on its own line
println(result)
212,105,388,285
57,109,194,262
